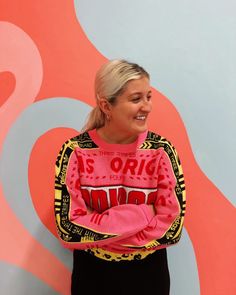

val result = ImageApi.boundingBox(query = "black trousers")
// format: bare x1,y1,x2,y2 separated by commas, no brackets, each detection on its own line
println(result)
71,249,170,295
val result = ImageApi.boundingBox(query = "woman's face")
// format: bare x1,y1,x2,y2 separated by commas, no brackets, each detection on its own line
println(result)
107,77,152,140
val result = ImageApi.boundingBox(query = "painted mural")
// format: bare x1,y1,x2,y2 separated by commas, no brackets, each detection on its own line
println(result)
0,1,235,294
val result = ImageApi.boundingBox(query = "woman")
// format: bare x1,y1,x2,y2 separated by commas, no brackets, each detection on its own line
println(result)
54,59,186,294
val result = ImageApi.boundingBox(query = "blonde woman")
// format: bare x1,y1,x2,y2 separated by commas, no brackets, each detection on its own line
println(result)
55,60,186,294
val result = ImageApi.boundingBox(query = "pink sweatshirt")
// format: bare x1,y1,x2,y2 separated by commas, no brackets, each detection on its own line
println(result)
54,129,186,261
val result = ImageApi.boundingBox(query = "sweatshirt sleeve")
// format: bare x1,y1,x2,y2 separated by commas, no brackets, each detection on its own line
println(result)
109,144,186,251
54,140,154,250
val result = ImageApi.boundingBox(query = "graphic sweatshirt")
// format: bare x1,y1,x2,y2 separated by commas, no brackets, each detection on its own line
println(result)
54,129,186,261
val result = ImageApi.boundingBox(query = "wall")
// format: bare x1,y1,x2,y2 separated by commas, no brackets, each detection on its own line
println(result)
0,1,235,294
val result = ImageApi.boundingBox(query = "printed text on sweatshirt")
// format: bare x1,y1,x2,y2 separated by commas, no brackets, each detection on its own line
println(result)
54,129,186,261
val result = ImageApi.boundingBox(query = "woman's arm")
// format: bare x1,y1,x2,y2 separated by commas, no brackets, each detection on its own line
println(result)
54,141,155,250
107,145,186,251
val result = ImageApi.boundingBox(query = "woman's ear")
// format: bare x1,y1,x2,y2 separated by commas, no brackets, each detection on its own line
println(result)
98,98,111,116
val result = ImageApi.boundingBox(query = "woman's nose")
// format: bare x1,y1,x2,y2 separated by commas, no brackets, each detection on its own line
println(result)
141,99,152,113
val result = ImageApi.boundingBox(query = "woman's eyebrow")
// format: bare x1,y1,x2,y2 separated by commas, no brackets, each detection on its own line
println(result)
128,90,152,96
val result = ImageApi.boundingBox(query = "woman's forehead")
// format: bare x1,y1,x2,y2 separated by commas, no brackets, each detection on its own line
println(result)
123,77,151,94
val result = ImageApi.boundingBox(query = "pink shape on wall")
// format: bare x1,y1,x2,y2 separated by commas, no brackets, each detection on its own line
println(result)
0,21,43,153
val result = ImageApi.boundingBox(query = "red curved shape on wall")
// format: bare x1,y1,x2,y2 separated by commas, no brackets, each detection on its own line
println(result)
28,127,79,236
0,184,71,294
0,71,16,108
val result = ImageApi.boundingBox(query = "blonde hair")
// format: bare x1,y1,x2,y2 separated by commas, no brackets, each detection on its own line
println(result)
81,59,150,132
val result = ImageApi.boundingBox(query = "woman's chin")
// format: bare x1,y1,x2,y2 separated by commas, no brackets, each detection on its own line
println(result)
131,124,148,135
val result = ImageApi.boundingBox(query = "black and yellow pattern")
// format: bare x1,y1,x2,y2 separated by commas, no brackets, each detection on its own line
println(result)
55,133,118,245
139,131,186,249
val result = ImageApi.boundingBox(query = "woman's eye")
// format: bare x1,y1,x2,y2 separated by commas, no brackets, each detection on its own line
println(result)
131,97,141,102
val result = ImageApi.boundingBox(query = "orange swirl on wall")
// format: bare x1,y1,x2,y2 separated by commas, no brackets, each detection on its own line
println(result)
0,71,16,108
28,127,79,237
0,183,71,294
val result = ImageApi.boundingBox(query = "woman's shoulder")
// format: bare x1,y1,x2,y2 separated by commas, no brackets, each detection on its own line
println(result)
144,130,174,147
68,130,98,150
58,130,97,152
69,131,91,143
143,131,180,160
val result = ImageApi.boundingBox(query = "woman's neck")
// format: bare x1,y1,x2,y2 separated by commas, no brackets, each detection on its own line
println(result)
97,126,138,144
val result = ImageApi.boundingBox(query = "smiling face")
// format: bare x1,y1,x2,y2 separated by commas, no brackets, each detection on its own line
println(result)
98,77,152,143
